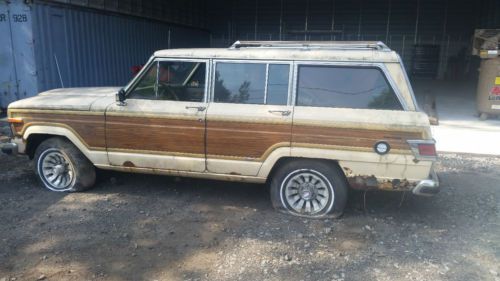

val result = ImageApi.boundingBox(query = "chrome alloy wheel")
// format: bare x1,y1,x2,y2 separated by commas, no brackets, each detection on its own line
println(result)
37,148,75,191
280,169,334,216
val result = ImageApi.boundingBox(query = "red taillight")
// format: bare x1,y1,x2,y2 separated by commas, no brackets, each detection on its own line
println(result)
418,143,436,156
407,140,437,160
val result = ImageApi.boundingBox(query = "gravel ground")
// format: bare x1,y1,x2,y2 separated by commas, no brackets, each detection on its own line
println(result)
0,128,499,281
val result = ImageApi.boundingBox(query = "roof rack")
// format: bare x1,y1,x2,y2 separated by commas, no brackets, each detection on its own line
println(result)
229,41,391,51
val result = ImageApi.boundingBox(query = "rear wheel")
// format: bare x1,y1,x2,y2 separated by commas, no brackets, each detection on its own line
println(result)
34,137,96,192
270,159,348,218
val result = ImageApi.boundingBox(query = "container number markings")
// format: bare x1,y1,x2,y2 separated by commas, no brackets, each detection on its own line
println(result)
12,14,28,22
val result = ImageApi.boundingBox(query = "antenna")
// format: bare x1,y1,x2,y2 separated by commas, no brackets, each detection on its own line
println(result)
53,54,65,88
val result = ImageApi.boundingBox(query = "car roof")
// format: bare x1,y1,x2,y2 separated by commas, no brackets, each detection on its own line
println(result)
153,41,401,63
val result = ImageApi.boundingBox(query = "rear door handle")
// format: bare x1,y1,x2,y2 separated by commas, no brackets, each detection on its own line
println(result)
268,110,291,116
185,106,206,112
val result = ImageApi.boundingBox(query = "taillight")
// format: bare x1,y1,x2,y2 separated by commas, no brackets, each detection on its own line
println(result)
407,140,438,160
418,143,436,157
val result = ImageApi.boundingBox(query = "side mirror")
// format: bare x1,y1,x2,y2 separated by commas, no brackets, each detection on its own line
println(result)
116,89,127,105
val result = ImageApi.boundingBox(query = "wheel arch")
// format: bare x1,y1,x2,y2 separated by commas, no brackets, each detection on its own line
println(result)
26,134,67,159
23,125,107,165
264,156,344,184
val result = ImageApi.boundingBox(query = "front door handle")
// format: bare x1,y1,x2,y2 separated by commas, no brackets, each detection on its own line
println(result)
268,110,291,116
185,106,206,112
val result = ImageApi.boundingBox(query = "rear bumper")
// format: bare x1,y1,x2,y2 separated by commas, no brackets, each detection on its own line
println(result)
412,169,440,196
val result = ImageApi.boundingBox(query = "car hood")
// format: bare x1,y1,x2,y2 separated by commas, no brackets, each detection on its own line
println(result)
8,87,120,111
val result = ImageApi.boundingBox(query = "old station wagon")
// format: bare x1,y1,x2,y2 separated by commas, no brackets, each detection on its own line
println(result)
4,41,439,218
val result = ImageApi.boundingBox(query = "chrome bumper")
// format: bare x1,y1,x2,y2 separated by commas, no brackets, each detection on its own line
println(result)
412,170,440,196
0,141,19,155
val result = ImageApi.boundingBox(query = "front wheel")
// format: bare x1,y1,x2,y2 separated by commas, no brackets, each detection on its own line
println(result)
270,160,348,218
34,137,96,192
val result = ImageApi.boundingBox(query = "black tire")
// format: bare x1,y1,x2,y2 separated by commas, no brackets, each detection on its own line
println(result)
270,159,348,218
34,137,96,192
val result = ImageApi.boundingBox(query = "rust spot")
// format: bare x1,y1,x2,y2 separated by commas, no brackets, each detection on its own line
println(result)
348,175,379,190
347,175,416,191
343,167,353,176
123,161,135,168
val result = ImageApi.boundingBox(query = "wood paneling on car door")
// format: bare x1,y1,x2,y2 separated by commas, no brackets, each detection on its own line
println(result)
205,103,293,176
106,114,205,156
206,120,290,160
105,99,207,172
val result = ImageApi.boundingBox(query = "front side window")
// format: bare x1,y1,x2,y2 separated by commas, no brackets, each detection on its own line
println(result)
128,61,206,102
296,65,403,110
128,63,158,100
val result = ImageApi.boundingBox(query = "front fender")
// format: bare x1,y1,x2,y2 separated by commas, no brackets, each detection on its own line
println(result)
23,124,108,165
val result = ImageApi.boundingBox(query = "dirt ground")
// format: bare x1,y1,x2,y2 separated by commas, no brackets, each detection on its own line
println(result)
0,140,499,280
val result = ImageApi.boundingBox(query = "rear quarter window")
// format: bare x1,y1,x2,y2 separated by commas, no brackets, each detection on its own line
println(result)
296,65,403,110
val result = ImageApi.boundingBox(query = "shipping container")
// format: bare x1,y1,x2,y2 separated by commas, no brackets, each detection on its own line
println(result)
0,1,37,108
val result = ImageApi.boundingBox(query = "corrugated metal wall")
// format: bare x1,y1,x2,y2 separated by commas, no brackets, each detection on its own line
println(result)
208,0,499,77
478,0,500,28
1,0,210,107
43,0,208,28
31,1,210,94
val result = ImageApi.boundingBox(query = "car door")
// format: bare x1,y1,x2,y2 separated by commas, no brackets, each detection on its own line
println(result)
206,61,293,176
105,58,209,172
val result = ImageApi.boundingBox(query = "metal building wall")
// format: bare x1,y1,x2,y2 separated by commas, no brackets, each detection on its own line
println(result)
208,0,496,78
43,0,208,28
478,0,500,28
32,1,210,93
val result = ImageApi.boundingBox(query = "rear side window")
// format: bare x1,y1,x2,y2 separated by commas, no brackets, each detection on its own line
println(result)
296,65,403,110
214,63,266,104
214,62,290,105
267,64,289,105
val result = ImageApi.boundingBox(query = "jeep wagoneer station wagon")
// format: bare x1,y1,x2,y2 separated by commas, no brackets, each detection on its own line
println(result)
4,41,439,218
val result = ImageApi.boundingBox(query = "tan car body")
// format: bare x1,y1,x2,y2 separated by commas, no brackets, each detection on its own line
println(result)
7,42,437,193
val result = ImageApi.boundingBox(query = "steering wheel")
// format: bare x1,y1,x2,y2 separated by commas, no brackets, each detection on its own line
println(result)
158,83,179,101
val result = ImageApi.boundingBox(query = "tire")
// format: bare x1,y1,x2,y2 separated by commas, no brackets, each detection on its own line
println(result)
34,137,96,192
270,159,348,218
